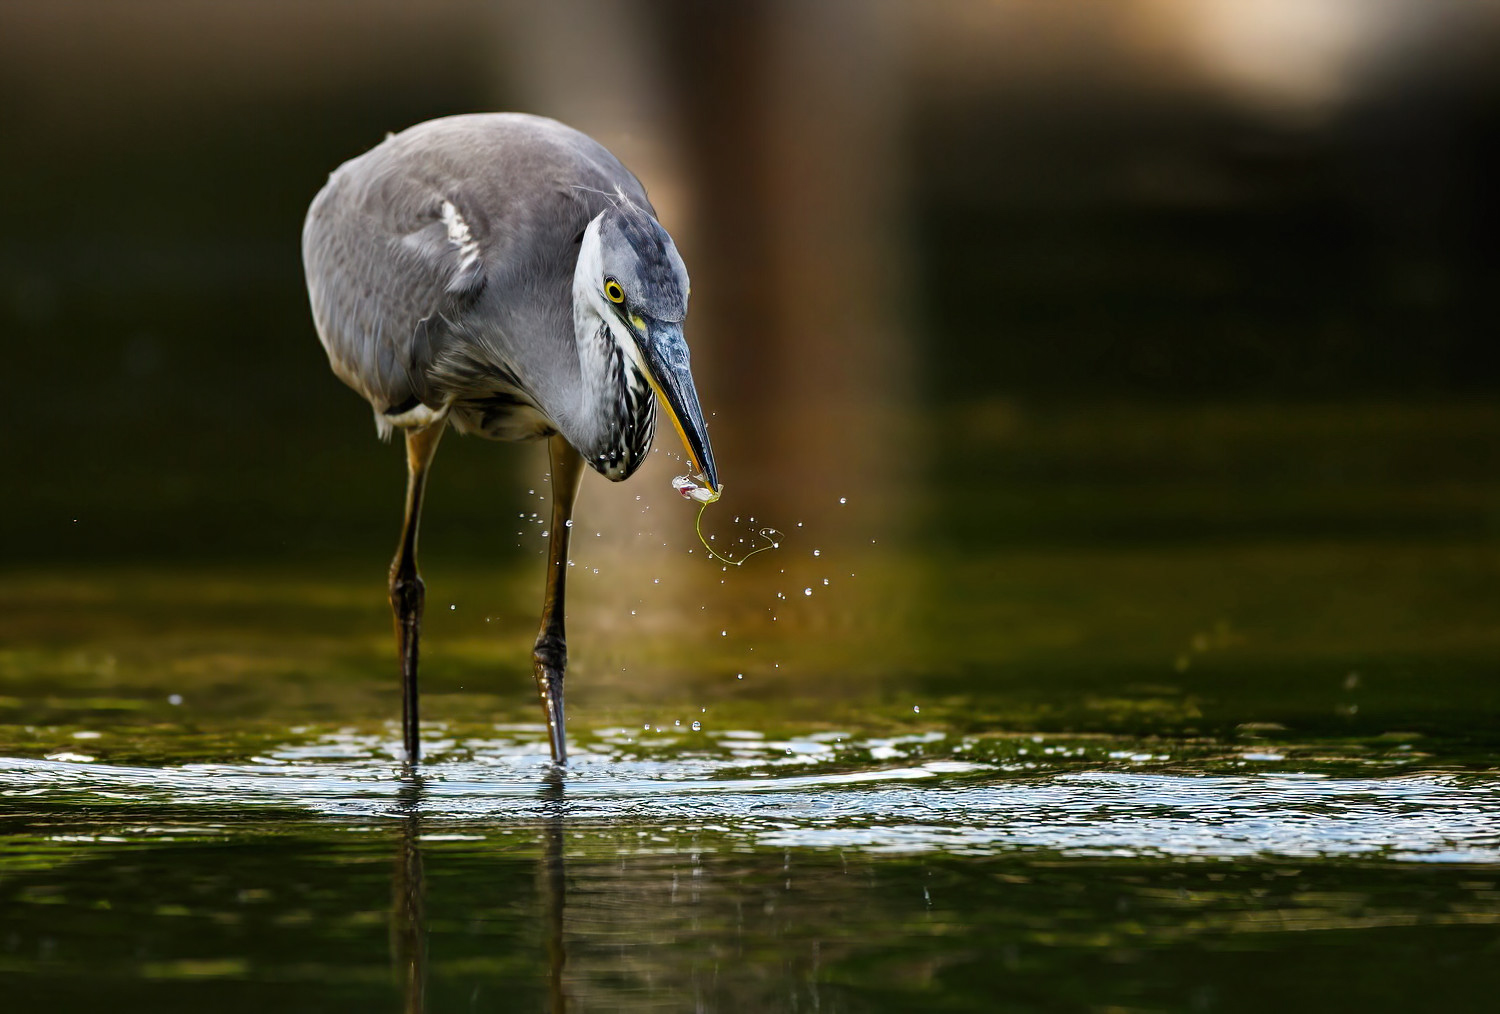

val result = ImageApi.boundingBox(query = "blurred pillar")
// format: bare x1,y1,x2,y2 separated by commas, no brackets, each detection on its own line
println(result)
484,3,914,681
658,0,914,540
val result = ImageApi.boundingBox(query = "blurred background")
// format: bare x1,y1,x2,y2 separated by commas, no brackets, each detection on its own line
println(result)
7,7,1500,1008
2,0,1499,741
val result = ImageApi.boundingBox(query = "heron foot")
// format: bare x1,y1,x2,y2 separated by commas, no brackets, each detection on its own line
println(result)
532,633,568,764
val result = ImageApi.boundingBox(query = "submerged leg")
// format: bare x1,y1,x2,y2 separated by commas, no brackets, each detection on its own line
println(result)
390,420,446,764
534,434,585,764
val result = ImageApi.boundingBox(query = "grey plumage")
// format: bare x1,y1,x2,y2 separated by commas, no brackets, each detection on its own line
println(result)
304,113,674,468
301,113,718,764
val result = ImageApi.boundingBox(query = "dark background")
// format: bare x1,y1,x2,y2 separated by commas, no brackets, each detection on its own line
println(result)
2,0,1498,565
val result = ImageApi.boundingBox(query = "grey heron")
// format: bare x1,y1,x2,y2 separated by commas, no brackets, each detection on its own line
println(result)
302,113,718,765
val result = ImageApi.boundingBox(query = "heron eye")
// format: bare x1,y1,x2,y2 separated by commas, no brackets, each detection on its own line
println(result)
604,278,625,304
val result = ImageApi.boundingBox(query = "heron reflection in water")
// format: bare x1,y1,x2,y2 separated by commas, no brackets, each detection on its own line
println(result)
303,114,720,765
392,775,570,1013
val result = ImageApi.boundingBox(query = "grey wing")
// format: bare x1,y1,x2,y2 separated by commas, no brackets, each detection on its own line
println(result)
303,113,657,438
302,150,488,426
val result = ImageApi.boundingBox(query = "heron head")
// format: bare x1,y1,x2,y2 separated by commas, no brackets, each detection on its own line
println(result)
576,201,718,492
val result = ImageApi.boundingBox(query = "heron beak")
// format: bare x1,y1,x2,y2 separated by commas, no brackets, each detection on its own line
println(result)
640,319,719,492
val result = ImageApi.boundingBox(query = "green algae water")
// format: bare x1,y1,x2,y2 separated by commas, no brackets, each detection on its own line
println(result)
4,403,1500,1011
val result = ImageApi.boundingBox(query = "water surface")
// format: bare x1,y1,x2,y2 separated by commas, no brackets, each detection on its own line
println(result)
4,403,1500,1010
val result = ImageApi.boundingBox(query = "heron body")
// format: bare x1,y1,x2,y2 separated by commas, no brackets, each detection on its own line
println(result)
302,113,718,764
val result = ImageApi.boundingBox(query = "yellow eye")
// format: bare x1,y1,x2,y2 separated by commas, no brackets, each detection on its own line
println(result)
604,278,625,304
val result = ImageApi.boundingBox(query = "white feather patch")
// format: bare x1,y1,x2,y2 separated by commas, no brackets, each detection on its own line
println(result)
440,199,481,272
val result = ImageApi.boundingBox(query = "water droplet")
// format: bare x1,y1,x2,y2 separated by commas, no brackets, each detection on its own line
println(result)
803,588,812,596
813,549,821,557
564,519,573,527
839,497,847,504
913,705,921,713
674,720,681,727
167,694,183,706
822,578,829,585
449,604,456,610
736,673,743,679
691,721,701,731
720,630,727,636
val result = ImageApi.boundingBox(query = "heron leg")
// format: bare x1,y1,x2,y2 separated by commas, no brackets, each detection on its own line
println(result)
534,434,585,764
390,419,446,764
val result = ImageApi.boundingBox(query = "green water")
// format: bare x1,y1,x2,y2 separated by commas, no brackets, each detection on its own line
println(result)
3,403,1500,1011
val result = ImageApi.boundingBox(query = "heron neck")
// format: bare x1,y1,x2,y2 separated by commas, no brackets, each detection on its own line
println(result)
551,260,623,476
565,309,618,454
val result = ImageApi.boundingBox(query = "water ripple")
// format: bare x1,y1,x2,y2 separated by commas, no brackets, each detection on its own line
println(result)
3,742,1498,863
